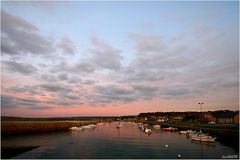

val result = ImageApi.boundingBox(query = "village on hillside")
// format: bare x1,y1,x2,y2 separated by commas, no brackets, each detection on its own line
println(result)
136,110,239,124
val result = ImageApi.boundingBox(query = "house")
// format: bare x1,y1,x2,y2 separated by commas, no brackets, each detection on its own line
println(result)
233,113,239,124
183,112,198,123
202,112,216,123
173,116,183,122
215,111,239,124
200,111,239,124
157,116,168,122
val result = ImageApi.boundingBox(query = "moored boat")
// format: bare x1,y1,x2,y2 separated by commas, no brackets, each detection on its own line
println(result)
179,130,187,134
81,124,96,129
191,135,216,142
163,127,178,131
180,130,196,134
139,124,146,131
116,123,122,128
191,130,216,142
144,128,152,134
116,118,122,128
141,125,145,131
187,130,206,138
153,125,161,129
69,126,83,131
116,120,122,128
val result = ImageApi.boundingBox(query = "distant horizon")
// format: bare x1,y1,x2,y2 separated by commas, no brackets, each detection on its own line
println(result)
2,109,239,118
1,1,239,117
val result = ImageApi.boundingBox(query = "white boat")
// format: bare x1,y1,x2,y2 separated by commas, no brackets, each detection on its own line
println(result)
81,124,96,129
138,123,143,129
141,124,146,131
69,126,83,131
163,127,178,131
89,124,96,128
191,130,216,142
145,128,152,134
191,135,216,142
116,123,122,128
153,125,161,129
180,130,196,134
138,123,141,128
179,130,187,134
187,130,206,138
187,130,196,134
116,118,122,128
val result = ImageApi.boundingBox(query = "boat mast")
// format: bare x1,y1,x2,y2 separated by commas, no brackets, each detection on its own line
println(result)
198,102,203,124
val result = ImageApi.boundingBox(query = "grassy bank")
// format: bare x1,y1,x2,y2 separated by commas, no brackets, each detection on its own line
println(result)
1,120,99,135
1,120,104,158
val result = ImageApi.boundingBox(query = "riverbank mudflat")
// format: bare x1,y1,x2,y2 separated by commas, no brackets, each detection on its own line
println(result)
1,120,99,135
1,120,104,159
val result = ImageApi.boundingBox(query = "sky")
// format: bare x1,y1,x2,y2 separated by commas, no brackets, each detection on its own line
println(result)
1,1,239,117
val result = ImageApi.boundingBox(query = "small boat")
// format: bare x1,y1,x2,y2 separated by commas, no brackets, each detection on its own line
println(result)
138,123,142,129
179,130,188,134
145,128,152,134
180,130,196,134
191,130,216,142
163,127,178,131
89,124,96,128
81,124,96,129
191,135,216,142
116,118,122,128
141,124,147,131
187,130,206,137
116,123,122,128
187,130,196,134
153,125,161,129
69,126,83,131
138,124,149,131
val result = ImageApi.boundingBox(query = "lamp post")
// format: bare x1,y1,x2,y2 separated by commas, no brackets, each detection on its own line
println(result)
198,102,203,123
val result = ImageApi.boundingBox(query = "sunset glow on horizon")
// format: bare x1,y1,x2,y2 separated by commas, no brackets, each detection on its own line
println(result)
1,1,239,117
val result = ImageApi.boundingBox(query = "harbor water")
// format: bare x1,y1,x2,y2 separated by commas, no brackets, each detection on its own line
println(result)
3,122,238,159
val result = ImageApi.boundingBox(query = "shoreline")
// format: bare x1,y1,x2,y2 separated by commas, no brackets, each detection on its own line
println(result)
145,121,239,152
1,120,102,136
1,145,40,159
1,120,106,159
1,120,239,158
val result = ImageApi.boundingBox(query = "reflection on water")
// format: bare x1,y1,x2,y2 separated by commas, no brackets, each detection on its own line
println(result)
2,122,238,159
191,140,216,148
117,127,121,137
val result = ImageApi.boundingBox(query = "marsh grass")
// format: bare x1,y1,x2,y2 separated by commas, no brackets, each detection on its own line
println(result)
1,121,98,135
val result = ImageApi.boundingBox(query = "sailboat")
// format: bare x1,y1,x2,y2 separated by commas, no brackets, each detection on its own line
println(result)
191,130,216,142
116,117,122,128
190,103,217,142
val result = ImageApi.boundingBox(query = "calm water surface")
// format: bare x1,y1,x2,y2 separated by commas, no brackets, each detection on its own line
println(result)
3,122,238,159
